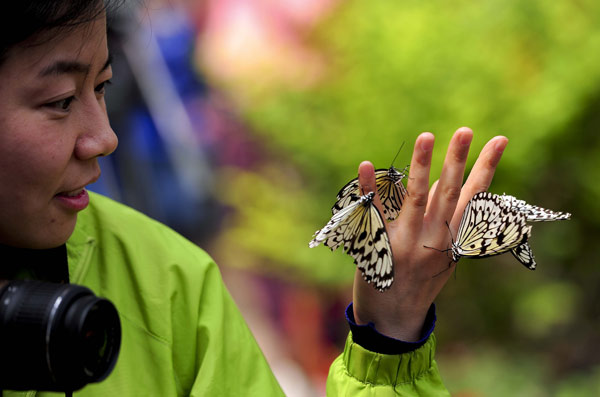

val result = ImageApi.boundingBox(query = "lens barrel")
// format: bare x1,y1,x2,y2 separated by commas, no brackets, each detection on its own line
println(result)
0,281,121,391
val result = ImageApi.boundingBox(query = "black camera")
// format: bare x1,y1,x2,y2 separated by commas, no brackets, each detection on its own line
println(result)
0,280,121,392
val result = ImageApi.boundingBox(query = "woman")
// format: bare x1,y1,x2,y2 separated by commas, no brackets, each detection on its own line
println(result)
0,1,507,395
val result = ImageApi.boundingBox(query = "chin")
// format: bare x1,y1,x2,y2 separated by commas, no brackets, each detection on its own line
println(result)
9,220,77,250
12,234,72,250
39,235,73,249
40,223,78,249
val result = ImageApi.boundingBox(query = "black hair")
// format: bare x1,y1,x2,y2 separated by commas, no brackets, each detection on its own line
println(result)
0,0,123,65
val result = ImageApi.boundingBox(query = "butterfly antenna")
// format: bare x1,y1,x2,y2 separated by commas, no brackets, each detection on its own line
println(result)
423,244,448,253
390,141,406,168
423,244,455,269
445,221,455,243
427,221,458,278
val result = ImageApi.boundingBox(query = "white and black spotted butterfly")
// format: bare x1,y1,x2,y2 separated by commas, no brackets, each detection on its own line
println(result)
500,194,571,222
499,194,571,269
332,165,409,222
428,192,533,269
310,192,394,291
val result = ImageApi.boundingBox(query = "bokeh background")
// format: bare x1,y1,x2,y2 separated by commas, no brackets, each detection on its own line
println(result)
91,0,600,395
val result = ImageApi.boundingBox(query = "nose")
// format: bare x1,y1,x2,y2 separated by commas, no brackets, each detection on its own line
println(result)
74,98,118,160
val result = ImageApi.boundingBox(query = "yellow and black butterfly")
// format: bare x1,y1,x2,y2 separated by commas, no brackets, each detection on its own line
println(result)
452,192,532,263
310,192,394,292
332,165,409,222
427,192,533,269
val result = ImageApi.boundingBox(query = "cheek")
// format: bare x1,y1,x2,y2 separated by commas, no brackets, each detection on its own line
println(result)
0,144,64,189
0,144,76,248
0,92,78,248
0,142,75,241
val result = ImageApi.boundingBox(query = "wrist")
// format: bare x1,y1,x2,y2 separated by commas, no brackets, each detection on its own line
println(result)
346,302,436,354
353,299,433,341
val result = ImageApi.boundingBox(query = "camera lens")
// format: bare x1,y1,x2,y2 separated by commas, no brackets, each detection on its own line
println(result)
0,281,121,391
62,294,121,382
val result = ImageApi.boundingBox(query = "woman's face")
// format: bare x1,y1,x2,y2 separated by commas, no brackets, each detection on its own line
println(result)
0,15,118,249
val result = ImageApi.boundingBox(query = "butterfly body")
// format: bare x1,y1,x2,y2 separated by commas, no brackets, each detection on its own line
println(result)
310,191,394,292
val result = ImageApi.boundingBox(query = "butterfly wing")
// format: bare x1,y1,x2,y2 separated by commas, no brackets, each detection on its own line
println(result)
312,192,394,291
501,194,571,222
332,169,388,214
310,195,365,250
331,178,362,216
499,194,527,211
377,166,408,221
511,242,536,270
454,192,532,260
345,199,394,291
332,167,407,221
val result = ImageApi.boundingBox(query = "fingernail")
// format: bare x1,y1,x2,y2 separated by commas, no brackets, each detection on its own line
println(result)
495,138,508,153
420,133,434,152
460,133,473,146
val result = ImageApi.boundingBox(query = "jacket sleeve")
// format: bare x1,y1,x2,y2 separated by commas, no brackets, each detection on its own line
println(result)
326,332,450,396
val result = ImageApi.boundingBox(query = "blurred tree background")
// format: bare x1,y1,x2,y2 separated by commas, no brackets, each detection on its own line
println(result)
194,0,600,395
95,0,600,394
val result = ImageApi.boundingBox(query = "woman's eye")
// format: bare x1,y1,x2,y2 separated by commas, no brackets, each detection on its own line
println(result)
95,80,112,94
46,96,75,111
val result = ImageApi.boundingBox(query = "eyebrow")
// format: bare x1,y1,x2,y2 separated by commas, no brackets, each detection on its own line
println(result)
38,54,112,78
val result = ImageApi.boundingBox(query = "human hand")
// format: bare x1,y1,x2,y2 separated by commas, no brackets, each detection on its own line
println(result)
352,127,508,341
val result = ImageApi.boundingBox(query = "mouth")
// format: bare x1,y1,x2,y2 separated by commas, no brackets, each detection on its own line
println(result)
57,188,86,198
54,174,98,211
56,172,100,198
54,187,90,211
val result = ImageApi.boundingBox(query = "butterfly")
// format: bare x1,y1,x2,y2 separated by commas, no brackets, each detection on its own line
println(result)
332,165,409,222
499,194,571,269
500,194,571,222
310,191,394,292
427,192,533,269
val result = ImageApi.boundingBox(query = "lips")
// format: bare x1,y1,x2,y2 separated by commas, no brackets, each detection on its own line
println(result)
59,188,85,197
54,172,99,211
55,188,90,211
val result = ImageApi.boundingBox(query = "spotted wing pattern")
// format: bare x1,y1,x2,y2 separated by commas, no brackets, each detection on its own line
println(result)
500,194,571,222
332,166,408,221
310,192,393,291
452,192,532,264
511,242,537,270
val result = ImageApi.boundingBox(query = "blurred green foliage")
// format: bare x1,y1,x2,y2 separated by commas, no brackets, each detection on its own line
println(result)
208,0,600,394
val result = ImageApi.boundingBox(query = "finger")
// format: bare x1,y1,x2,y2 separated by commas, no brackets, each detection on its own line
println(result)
357,161,385,214
427,179,439,213
401,132,434,232
427,127,473,227
357,161,376,194
451,135,508,227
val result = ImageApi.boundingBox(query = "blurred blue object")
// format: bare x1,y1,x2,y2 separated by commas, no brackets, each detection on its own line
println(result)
91,4,220,242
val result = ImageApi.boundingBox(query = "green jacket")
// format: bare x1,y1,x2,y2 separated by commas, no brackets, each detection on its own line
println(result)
3,192,448,396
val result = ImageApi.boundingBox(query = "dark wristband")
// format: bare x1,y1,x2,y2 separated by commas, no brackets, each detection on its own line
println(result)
345,302,436,354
